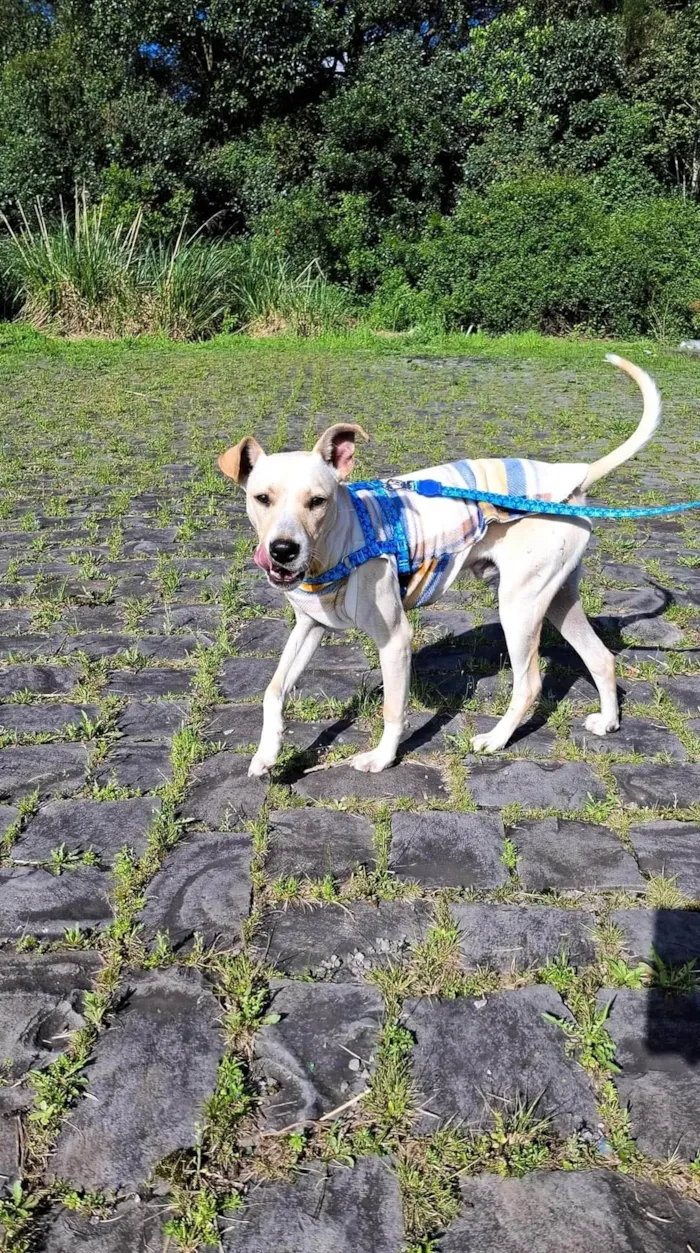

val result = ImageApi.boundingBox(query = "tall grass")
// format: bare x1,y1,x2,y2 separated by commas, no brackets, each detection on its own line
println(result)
2,195,146,336
0,194,353,340
233,254,354,337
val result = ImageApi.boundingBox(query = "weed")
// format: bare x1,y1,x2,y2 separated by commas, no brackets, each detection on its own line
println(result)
545,997,620,1073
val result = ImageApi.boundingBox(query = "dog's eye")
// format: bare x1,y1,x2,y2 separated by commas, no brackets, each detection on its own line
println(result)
308,496,327,509
254,493,270,507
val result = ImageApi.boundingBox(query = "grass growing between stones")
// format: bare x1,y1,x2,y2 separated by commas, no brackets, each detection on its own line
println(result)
2,331,700,1249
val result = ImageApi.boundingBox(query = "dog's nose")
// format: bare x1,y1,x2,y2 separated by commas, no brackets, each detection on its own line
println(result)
269,538,300,566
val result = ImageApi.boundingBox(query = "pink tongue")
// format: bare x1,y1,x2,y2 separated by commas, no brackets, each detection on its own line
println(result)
254,544,272,572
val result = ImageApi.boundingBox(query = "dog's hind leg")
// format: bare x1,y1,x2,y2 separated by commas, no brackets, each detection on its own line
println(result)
546,568,619,736
471,516,590,755
471,585,549,755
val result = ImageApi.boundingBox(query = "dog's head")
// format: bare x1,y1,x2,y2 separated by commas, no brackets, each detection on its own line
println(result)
218,423,369,590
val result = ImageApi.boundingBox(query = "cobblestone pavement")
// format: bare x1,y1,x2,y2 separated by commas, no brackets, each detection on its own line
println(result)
1,342,700,1250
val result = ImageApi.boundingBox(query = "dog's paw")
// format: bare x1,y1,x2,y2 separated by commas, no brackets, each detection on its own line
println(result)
248,753,274,778
350,749,393,774
584,712,620,737
471,730,505,755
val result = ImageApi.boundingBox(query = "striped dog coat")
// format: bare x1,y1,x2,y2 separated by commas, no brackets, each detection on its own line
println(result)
298,456,588,609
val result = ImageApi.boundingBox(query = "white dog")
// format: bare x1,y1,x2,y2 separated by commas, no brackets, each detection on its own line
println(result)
218,356,660,776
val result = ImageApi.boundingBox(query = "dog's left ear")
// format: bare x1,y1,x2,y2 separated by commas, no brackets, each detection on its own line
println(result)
313,423,369,480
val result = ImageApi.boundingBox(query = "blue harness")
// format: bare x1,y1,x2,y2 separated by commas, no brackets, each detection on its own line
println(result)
299,478,700,596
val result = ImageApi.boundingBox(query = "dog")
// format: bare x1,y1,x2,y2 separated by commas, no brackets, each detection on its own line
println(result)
218,355,660,777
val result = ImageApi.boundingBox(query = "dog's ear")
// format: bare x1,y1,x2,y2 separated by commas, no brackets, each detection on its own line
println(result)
313,424,369,480
218,437,265,486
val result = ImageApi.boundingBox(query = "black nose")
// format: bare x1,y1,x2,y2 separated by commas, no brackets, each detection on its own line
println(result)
269,538,300,566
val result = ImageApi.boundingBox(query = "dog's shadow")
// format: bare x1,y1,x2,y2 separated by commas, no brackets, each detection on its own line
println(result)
296,578,697,765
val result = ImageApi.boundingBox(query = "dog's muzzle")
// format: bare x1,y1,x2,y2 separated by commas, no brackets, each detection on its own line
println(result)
254,544,305,589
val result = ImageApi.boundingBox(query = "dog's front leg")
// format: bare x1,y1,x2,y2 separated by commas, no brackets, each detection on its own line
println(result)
351,567,412,773
249,610,324,777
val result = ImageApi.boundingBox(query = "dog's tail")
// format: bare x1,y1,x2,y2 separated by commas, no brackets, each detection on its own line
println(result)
579,354,661,492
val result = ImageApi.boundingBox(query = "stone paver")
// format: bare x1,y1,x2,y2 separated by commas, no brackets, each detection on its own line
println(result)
0,804,17,837
235,618,290,654
441,1169,700,1252
50,968,224,1191
139,831,252,948
107,668,195,697
95,744,173,792
37,1201,167,1252
511,818,645,890
220,657,277,700
295,761,448,802
627,819,700,898
389,811,508,888
467,715,557,756
255,982,384,1129
142,604,222,634
266,808,375,880
219,1157,404,1252
181,751,267,824
612,763,700,807
0,866,113,941
0,703,99,735
0,951,101,1079
252,900,432,979
116,698,189,741
658,673,700,714
0,952,101,1191
452,904,596,970
0,744,88,802
571,716,687,760
398,710,462,757
17,797,160,865
203,705,366,756
203,703,264,748
467,760,605,810
405,986,599,1135
611,907,700,964
599,988,700,1160
0,664,80,697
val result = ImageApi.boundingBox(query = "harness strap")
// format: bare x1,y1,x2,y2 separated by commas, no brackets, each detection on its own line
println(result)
299,477,700,595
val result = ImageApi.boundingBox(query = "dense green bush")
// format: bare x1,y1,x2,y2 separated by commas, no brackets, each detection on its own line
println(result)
372,174,700,338
417,174,607,334
4,176,700,340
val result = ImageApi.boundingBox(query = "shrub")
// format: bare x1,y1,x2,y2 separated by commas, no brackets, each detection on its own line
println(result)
366,266,439,332
146,231,234,340
372,172,700,338
418,173,610,334
588,196,700,338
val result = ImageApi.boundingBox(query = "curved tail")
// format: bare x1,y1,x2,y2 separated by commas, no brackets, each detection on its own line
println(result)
579,354,662,492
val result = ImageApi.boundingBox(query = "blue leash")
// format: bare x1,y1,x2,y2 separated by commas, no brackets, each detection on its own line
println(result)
299,478,700,595
405,478,700,521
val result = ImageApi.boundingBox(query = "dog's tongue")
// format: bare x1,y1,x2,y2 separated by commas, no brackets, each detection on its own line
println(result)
253,544,272,572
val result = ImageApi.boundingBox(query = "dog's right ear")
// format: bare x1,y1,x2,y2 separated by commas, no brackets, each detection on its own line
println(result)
218,437,265,487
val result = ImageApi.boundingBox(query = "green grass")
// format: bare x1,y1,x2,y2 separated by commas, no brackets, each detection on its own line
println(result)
2,327,700,1248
